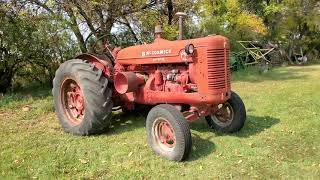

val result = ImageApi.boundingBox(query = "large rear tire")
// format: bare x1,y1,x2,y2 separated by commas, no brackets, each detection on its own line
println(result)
205,91,246,133
52,59,113,135
146,104,192,161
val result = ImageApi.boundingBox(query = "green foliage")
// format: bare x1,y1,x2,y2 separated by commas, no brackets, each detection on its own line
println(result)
0,2,78,92
123,0,193,43
194,0,319,58
0,0,319,92
274,0,320,60
195,0,268,50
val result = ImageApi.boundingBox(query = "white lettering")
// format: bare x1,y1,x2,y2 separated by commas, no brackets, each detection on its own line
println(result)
141,49,172,57
152,57,165,62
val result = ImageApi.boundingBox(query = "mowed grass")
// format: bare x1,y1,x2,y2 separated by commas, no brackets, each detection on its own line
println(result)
0,65,320,179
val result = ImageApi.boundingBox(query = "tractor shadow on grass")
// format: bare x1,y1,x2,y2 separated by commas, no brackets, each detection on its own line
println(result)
106,111,217,161
105,113,279,160
106,110,148,135
190,115,280,138
188,133,216,161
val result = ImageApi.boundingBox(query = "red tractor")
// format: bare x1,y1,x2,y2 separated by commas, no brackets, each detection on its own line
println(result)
52,13,246,161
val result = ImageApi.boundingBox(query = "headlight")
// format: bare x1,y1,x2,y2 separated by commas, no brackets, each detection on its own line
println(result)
185,44,195,55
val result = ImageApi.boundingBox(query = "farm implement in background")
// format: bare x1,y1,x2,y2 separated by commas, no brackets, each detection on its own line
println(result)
230,41,309,72
230,41,276,72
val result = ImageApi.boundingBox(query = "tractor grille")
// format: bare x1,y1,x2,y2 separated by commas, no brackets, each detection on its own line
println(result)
207,48,230,90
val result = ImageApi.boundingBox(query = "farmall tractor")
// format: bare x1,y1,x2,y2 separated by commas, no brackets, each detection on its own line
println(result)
52,13,246,161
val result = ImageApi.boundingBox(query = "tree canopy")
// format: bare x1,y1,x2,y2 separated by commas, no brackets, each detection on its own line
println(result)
0,0,319,93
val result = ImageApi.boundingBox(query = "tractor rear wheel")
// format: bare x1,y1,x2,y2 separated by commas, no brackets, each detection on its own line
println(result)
52,59,113,135
205,91,246,133
146,104,192,161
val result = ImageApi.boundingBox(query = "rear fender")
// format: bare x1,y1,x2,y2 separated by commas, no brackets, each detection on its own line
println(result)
75,53,114,79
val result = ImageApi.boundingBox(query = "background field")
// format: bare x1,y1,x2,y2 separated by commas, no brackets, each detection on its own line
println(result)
0,65,319,179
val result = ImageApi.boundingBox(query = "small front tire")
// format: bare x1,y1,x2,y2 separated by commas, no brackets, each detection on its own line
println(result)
205,91,246,133
146,104,192,161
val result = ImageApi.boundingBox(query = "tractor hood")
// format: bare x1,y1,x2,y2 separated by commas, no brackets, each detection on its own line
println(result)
116,35,229,65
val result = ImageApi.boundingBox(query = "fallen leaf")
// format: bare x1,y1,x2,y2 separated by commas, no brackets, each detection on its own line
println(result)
79,159,89,164
13,159,20,164
22,106,32,112
248,143,255,148
128,152,133,157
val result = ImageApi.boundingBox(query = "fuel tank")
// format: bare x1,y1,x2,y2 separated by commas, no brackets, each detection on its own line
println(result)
116,35,229,65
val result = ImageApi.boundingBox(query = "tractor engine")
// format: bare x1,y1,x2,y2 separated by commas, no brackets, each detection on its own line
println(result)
112,28,231,121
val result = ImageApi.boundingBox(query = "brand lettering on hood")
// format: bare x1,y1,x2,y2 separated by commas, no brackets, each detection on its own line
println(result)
141,49,172,57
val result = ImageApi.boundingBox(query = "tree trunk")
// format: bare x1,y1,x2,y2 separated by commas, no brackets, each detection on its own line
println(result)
0,69,13,93
64,4,87,53
167,0,173,25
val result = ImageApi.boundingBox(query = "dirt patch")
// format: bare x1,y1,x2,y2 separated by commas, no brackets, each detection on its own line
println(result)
0,111,15,119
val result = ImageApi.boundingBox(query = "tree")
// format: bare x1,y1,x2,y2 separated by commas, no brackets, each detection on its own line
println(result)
27,0,165,51
277,0,320,60
0,1,77,93
195,0,267,50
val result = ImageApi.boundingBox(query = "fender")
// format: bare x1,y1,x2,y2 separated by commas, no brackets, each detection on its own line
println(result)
75,53,114,79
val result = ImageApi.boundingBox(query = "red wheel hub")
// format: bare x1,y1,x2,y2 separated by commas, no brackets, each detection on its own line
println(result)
211,102,234,126
216,104,231,121
154,118,176,149
61,79,85,124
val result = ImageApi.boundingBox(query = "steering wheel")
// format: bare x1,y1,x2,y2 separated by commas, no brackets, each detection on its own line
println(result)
84,29,119,60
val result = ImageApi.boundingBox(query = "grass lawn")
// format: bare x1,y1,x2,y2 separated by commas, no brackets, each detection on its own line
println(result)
0,65,319,179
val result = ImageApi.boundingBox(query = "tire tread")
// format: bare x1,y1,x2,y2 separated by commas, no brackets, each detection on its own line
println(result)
52,59,113,135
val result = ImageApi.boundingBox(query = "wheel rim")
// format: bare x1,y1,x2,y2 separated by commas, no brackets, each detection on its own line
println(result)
61,78,85,125
153,117,176,150
211,102,234,127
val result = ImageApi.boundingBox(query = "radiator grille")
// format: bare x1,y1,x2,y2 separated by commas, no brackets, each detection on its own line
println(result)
207,49,230,90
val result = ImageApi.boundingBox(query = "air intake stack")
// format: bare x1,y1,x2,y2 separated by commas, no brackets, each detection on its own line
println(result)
175,12,187,40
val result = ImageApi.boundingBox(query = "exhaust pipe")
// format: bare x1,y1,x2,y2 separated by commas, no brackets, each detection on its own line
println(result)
154,24,163,39
175,12,187,40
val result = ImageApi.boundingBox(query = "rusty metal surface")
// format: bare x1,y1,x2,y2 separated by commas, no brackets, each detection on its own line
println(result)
61,78,85,125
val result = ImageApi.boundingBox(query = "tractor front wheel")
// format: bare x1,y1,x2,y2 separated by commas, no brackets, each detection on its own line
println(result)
205,91,246,133
52,59,113,135
146,104,192,161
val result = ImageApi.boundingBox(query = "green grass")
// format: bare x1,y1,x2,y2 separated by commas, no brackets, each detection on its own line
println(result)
1,65,320,179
